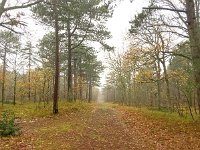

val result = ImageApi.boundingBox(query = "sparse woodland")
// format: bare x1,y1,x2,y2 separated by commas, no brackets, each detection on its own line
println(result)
104,0,200,120
1,0,200,149
0,0,112,112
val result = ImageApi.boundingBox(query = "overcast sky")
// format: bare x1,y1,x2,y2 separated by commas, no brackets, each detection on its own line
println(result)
98,0,148,85
106,0,147,51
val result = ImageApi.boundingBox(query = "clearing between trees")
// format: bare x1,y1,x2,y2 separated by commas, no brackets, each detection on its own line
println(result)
0,102,200,150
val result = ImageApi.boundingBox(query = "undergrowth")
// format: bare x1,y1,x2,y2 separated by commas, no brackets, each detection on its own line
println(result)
118,105,199,123
0,110,20,136
0,100,93,119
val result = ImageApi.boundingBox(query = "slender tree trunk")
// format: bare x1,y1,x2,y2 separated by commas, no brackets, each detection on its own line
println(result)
42,74,46,104
67,17,73,102
63,70,66,99
113,87,116,102
159,30,171,110
133,67,136,106
34,86,37,103
53,0,59,114
79,83,83,100
47,79,50,104
155,61,161,109
13,53,17,105
88,75,92,103
13,70,17,105
2,45,7,106
162,59,171,109
78,76,82,100
185,0,200,115
86,79,88,100
73,60,78,101
79,65,83,100
127,71,132,106
28,50,31,101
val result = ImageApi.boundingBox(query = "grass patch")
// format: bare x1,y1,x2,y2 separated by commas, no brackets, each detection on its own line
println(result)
97,102,118,109
0,100,94,120
142,108,195,123
119,105,199,124
34,122,71,133
63,101,94,113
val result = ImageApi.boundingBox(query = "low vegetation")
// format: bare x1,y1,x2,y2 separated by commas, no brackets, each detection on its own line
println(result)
0,110,19,136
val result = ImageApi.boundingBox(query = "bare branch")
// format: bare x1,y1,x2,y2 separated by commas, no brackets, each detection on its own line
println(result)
162,51,192,60
4,0,43,12
0,24,21,34
143,7,186,13
164,0,187,25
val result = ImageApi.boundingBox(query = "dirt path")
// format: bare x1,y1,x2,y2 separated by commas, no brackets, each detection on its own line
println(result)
70,104,200,150
71,105,141,150
1,103,200,149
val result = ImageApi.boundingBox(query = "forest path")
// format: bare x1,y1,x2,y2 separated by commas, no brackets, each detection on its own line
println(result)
71,103,200,150
70,103,141,150
1,102,200,149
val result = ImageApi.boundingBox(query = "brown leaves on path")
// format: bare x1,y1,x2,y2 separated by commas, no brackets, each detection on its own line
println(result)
1,103,200,150
71,107,140,150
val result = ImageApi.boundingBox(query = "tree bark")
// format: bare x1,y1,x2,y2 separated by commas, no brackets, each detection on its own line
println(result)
28,49,31,101
79,67,83,100
185,0,200,114
2,44,7,106
13,56,17,105
88,74,92,103
13,70,17,105
155,60,161,109
73,60,78,101
67,18,73,102
63,70,66,99
53,0,59,114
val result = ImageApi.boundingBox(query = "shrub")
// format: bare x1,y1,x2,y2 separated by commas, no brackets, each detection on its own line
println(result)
0,110,20,136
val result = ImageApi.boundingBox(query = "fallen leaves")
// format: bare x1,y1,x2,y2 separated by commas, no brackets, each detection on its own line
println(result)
116,106,200,150
1,103,200,149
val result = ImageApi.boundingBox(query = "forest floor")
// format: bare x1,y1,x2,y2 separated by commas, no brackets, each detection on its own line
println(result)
0,102,200,149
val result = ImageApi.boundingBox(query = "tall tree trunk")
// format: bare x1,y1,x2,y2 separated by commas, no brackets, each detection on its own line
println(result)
159,32,171,109
53,0,59,114
67,18,73,102
155,60,161,109
2,45,7,106
13,70,17,105
42,74,46,104
86,79,88,100
34,86,37,103
88,75,92,103
13,53,17,105
28,48,31,101
79,64,83,100
73,60,78,101
185,0,200,114
127,72,132,106
162,59,171,109
63,70,66,99
47,79,50,103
